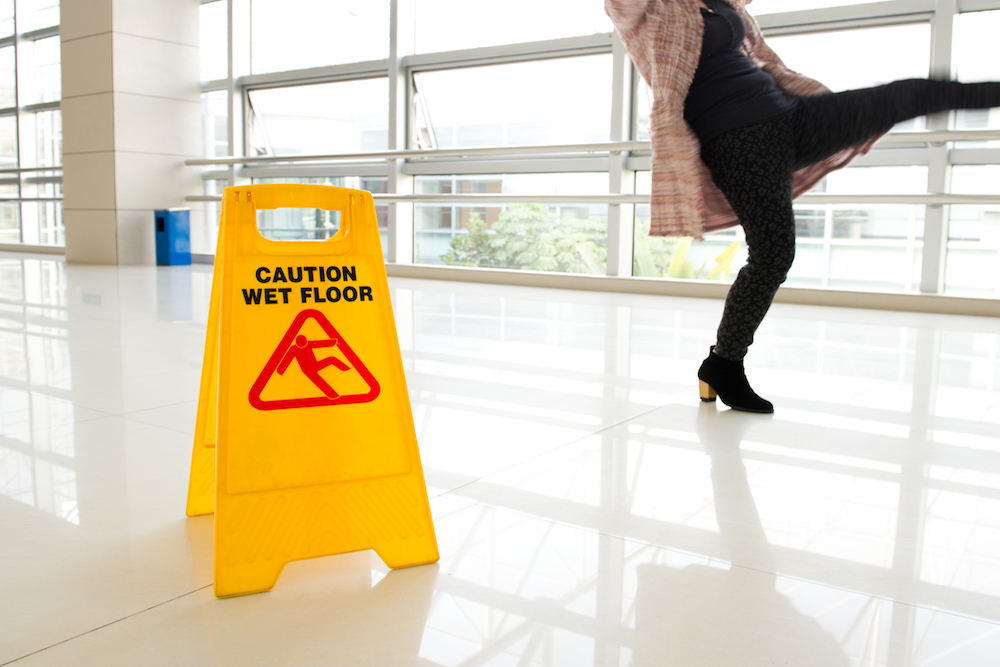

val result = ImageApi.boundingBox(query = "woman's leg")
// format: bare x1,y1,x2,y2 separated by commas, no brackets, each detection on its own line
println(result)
697,115,798,413
794,79,1000,168
696,80,1000,411
701,115,797,362
706,79,1000,359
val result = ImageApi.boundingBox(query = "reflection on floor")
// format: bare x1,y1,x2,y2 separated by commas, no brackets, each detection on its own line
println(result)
1,253,999,666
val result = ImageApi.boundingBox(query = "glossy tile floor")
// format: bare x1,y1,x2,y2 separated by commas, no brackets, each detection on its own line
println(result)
2,252,999,666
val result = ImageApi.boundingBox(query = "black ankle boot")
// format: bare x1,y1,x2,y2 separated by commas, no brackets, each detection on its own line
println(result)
697,346,773,414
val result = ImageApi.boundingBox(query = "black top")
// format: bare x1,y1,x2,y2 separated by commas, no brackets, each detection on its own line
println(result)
683,0,797,144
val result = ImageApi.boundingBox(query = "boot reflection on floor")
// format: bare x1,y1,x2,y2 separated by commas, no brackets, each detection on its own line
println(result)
633,405,849,667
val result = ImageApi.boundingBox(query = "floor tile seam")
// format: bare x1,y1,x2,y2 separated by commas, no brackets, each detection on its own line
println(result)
71,399,195,421
85,364,204,386
120,413,196,437
430,402,675,501
119,398,199,415
0,584,213,667
437,495,1000,630
0,408,117,437
117,319,209,335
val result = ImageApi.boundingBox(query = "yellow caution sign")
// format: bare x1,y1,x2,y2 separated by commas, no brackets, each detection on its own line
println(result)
186,184,439,598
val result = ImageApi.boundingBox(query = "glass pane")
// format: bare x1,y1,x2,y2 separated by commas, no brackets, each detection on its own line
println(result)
415,55,612,148
415,173,609,274
18,0,59,33
0,0,12,38
251,177,388,260
193,179,226,255
20,196,63,246
414,0,613,54
250,0,389,75
0,46,15,109
792,202,924,292
944,167,1000,298
750,0,885,14
766,25,931,94
201,90,228,158
200,0,228,82
0,201,18,242
954,11,1000,137
34,110,61,167
0,114,16,167
247,79,388,156
257,206,341,241
33,36,60,104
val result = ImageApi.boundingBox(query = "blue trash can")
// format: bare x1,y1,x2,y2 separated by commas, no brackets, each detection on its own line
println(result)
155,209,192,266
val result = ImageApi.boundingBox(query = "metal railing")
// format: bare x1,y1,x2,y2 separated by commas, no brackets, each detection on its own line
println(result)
184,129,1000,206
0,167,65,204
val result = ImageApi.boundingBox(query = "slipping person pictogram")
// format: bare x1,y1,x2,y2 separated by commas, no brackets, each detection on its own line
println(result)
249,309,380,411
277,335,350,399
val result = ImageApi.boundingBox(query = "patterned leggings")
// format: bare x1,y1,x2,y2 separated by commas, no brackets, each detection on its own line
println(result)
700,79,1000,361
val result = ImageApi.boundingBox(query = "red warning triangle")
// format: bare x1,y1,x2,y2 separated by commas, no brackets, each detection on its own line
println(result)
249,309,380,411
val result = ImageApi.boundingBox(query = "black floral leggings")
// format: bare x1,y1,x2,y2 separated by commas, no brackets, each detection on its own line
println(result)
700,79,1000,361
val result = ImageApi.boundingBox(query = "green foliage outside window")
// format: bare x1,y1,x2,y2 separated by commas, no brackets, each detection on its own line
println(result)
441,202,741,280
442,203,606,274
634,217,741,280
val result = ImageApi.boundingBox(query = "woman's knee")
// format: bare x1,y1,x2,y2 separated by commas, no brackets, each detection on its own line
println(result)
747,242,795,284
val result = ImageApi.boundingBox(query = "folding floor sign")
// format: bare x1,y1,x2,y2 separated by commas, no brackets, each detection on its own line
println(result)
186,184,438,598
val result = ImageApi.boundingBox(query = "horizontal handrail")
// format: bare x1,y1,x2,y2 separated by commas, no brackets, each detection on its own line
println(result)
184,130,1000,168
185,141,651,167
0,166,63,174
185,193,1000,206
797,193,1000,205
0,197,64,203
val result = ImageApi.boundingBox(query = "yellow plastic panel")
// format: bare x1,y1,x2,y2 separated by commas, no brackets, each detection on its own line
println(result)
187,184,438,598
185,205,224,517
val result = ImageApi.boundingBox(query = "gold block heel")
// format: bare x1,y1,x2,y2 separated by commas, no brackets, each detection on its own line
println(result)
699,380,717,402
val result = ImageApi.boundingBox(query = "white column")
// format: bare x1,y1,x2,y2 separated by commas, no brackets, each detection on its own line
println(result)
61,0,201,264
387,0,414,264
228,0,251,188
606,31,635,277
920,0,957,293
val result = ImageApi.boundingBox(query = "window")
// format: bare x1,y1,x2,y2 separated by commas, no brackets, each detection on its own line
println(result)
955,10,1000,137
413,0,613,54
0,1,12,37
250,0,389,75
248,79,389,156
200,0,227,82
415,173,609,274
201,90,228,159
17,0,58,33
944,166,1000,298
0,114,15,167
0,47,14,109
762,25,932,94
750,0,888,14
0,2,62,247
413,55,612,148
202,0,1000,300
